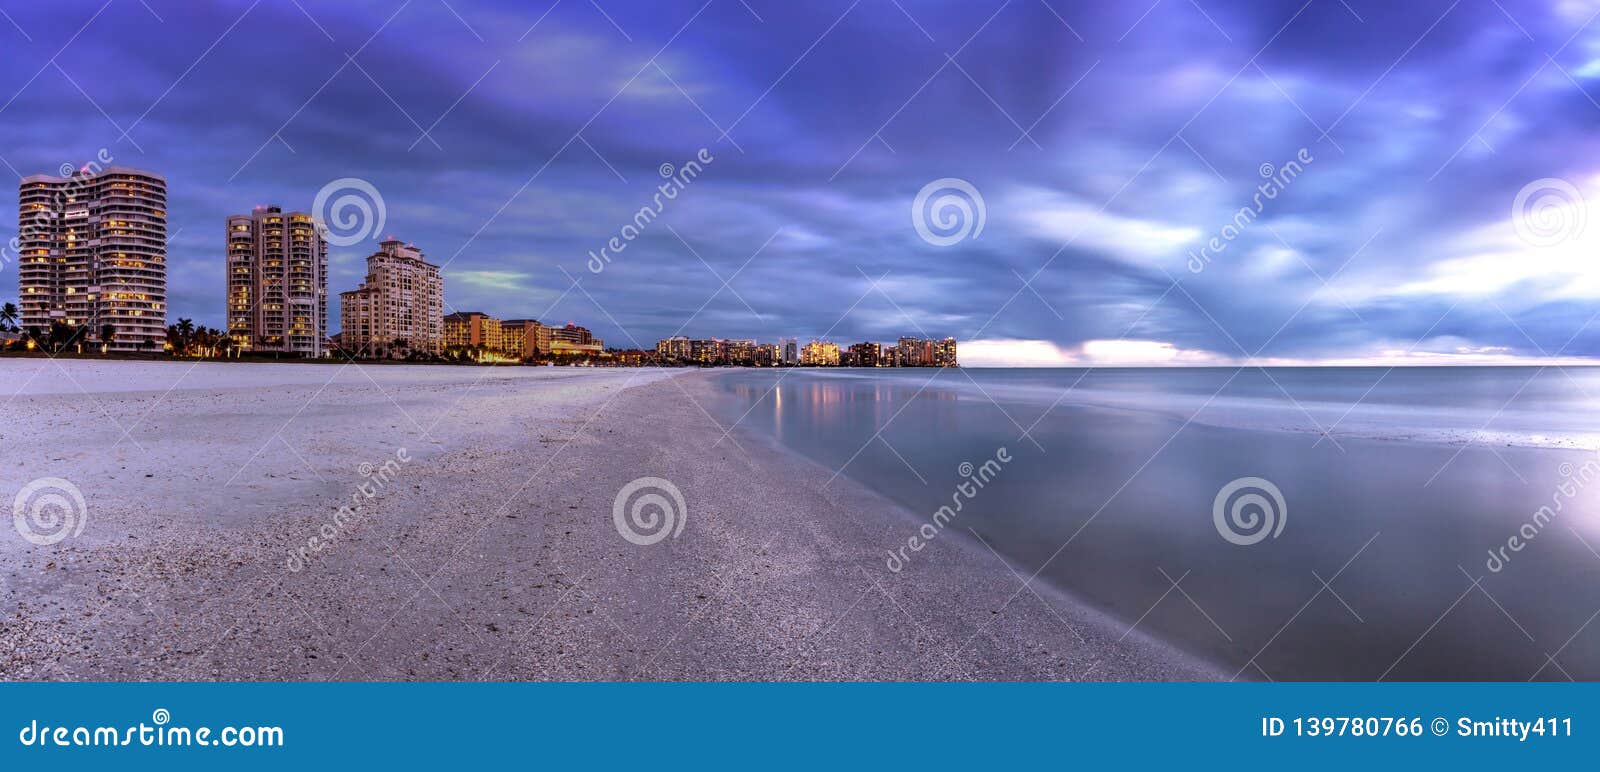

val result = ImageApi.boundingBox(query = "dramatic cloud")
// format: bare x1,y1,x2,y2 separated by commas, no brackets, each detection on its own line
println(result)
2,0,1598,362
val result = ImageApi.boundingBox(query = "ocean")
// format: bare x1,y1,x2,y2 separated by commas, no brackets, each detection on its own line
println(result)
711,366,1600,680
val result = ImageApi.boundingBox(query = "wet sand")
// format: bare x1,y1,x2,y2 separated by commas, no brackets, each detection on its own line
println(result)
0,359,1217,681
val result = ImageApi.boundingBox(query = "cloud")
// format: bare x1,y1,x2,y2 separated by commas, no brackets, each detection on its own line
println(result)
4,1,1599,363
1007,185,1202,267
962,338,1230,367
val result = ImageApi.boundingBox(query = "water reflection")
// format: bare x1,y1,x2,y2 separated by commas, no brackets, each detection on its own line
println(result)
713,368,1600,681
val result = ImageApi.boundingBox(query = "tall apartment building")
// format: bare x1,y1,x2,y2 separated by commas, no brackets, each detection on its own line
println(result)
338,239,443,358
847,341,883,367
226,206,328,356
897,336,933,367
802,340,839,366
781,337,799,366
17,167,166,351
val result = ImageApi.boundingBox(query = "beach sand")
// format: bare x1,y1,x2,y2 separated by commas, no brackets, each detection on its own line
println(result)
0,359,1219,681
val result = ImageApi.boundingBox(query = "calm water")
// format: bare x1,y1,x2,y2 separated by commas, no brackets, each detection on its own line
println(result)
711,367,1600,681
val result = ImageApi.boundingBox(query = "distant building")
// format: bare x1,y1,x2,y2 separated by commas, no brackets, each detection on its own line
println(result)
549,323,602,356
500,319,524,357
933,337,958,367
847,342,882,367
781,337,799,366
656,335,691,363
802,340,839,366
690,338,721,365
725,339,755,366
552,323,596,347
897,336,931,367
753,343,782,367
505,319,552,358
18,166,167,351
226,205,327,357
443,311,504,353
339,239,443,358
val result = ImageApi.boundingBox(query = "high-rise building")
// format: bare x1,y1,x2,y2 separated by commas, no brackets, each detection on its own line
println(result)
847,342,882,367
801,340,839,366
226,205,327,357
753,343,781,367
18,166,167,351
781,337,799,366
897,336,928,367
338,239,443,358
933,337,958,367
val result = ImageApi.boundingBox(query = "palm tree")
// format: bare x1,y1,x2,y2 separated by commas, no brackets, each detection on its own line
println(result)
99,323,116,354
46,321,80,354
0,302,18,333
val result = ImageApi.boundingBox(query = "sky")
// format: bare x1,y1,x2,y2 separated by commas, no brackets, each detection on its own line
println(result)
2,0,1600,365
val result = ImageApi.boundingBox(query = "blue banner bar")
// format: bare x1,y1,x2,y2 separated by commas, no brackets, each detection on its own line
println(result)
2,683,1595,769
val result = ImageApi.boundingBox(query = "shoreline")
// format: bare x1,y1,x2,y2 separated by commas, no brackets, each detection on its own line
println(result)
0,360,1217,681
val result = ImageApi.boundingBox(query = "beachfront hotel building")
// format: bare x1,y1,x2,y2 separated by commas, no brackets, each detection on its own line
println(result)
504,319,552,358
17,166,167,351
338,239,443,358
550,322,603,356
443,311,504,352
226,206,328,357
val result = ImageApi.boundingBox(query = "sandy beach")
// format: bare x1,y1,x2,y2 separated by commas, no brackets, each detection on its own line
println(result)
0,358,1218,681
